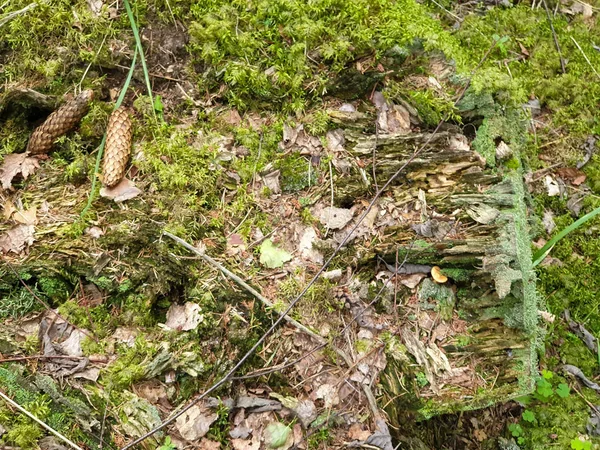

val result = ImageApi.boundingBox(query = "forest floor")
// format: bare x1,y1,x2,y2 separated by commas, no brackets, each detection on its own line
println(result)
2,0,600,449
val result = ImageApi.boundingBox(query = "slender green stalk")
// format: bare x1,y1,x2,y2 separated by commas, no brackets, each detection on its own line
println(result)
79,50,138,219
532,205,600,267
123,0,156,120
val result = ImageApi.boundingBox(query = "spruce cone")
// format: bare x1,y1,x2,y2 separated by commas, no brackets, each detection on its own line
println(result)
102,107,133,188
26,89,94,155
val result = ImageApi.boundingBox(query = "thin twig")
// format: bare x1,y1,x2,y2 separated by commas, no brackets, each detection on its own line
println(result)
0,355,87,364
0,1,39,27
99,390,110,450
570,36,600,81
79,28,111,91
121,38,499,450
252,132,264,192
0,388,85,450
542,0,566,73
429,0,463,22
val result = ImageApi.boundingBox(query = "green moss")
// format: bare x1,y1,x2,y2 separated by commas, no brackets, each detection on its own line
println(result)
58,300,112,335
276,154,315,193
187,0,461,112
102,335,158,389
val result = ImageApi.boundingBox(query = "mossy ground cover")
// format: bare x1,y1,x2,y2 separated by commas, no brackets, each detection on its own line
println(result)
2,0,600,448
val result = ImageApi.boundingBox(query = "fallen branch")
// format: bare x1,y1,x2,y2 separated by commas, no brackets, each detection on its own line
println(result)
0,388,85,450
120,38,499,450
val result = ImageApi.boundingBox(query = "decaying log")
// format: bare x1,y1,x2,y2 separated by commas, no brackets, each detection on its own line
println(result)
328,110,538,421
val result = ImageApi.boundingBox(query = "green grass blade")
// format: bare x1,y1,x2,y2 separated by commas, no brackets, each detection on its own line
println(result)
532,204,600,267
79,50,138,220
123,0,156,120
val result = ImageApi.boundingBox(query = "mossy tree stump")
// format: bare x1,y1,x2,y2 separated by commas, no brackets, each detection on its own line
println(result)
329,109,539,423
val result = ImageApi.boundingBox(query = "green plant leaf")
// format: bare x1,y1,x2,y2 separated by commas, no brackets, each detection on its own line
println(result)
154,95,164,118
259,240,292,268
522,410,536,423
541,369,553,379
533,205,600,267
535,377,554,400
516,395,532,405
571,437,592,450
123,0,156,121
265,422,291,448
556,383,571,398
508,423,523,437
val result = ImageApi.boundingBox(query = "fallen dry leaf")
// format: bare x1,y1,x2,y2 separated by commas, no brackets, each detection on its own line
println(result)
0,153,40,190
298,227,323,264
348,423,371,441
165,302,203,331
556,167,586,186
198,439,221,450
544,175,560,196
3,199,16,220
316,206,353,229
0,224,35,254
232,438,261,450
13,206,37,225
99,178,141,202
175,404,218,441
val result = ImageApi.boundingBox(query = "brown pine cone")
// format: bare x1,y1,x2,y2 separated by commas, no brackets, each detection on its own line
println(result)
26,89,94,155
102,107,133,188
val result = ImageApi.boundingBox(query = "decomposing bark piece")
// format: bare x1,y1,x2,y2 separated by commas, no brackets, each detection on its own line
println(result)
330,110,538,421
26,89,94,154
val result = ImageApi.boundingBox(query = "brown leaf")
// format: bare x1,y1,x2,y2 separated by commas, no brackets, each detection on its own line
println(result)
474,429,488,442
99,178,141,202
0,224,35,254
0,153,40,190
175,404,218,441
518,42,530,57
198,440,221,450
348,423,371,441
556,167,586,185
13,206,37,225
3,200,16,220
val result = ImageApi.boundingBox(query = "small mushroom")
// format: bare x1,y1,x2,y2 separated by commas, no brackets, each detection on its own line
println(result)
431,266,448,284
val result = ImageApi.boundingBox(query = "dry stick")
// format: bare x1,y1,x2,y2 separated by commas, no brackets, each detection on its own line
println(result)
0,388,85,450
4,261,98,343
0,355,87,364
570,36,600,81
164,231,353,367
121,39,498,450
542,0,566,74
